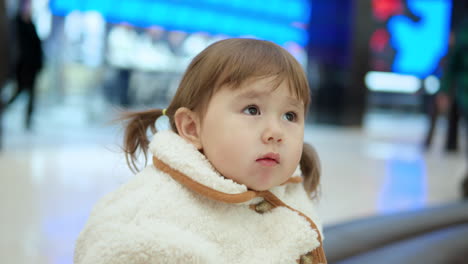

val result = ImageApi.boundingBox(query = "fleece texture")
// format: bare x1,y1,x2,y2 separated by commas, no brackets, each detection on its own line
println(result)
74,130,324,264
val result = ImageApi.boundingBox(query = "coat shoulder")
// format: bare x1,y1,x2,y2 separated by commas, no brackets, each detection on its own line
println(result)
75,166,219,264
75,220,219,264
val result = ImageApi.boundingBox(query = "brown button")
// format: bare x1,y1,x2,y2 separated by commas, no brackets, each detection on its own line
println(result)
254,200,274,214
299,254,313,264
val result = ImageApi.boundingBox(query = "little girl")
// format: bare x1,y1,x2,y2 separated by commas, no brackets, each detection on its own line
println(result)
74,38,327,264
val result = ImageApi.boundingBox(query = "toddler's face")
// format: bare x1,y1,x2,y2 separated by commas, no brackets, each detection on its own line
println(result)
198,77,305,191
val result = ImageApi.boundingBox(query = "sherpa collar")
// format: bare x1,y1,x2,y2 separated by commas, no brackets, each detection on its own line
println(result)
149,130,303,204
150,131,327,263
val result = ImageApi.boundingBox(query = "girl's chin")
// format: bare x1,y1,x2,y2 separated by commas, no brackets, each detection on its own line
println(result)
229,172,280,191
246,182,275,191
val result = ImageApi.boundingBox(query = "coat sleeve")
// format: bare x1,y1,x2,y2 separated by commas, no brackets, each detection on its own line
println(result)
74,221,219,264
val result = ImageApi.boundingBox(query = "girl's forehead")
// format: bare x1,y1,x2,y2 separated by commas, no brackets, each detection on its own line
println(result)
235,76,302,100
226,75,284,92
213,74,308,107
221,81,302,108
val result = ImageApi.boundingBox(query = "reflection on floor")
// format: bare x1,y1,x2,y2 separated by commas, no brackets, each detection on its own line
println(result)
0,102,465,263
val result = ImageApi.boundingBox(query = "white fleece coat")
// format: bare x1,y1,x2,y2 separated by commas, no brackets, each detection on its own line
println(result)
74,131,325,264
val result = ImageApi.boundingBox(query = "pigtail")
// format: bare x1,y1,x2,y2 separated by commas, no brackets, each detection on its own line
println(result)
300,143,321,198
120,109,165,174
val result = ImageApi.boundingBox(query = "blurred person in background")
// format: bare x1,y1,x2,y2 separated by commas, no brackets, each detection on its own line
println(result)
3,0,43,130
424,31,460,152
437,18,468,198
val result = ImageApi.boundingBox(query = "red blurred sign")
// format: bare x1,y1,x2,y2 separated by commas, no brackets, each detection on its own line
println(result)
371,0,403,21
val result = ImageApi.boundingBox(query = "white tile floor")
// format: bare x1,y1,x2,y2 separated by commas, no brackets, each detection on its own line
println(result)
0,102,466,264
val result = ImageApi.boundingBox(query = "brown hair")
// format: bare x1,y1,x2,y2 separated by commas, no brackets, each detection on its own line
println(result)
121,38,321,196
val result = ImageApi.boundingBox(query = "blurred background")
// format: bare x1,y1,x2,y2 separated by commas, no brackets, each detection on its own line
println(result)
1,0,468,263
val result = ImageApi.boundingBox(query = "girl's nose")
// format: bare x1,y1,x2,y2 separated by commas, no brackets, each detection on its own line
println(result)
267,136,282,143
262,123,284,143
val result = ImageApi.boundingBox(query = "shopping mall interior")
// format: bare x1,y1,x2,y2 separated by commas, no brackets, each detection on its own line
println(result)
1,0,468,263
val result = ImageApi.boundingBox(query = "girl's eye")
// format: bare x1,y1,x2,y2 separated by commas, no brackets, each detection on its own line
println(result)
243,105,260,115
283,112,297,122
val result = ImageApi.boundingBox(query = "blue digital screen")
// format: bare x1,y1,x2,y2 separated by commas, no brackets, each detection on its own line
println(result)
49,0,311,46
388,0,452,78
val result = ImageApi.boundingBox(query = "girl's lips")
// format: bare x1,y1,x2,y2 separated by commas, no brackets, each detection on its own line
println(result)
257,152,280,163
256,153,280,167
256,159,278,167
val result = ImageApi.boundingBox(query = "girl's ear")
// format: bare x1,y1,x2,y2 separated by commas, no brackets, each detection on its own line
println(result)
174,107,203,150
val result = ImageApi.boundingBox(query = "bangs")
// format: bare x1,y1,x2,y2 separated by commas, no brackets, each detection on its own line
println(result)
205,39,310,109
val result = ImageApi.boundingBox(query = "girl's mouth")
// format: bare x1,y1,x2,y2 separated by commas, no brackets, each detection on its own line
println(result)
256,153,280,167
256,158,279,167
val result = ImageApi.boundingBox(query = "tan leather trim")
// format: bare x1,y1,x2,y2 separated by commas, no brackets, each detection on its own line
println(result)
153,156,258,203
153,156,327,263
251,191,327,263
153,156,302,203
